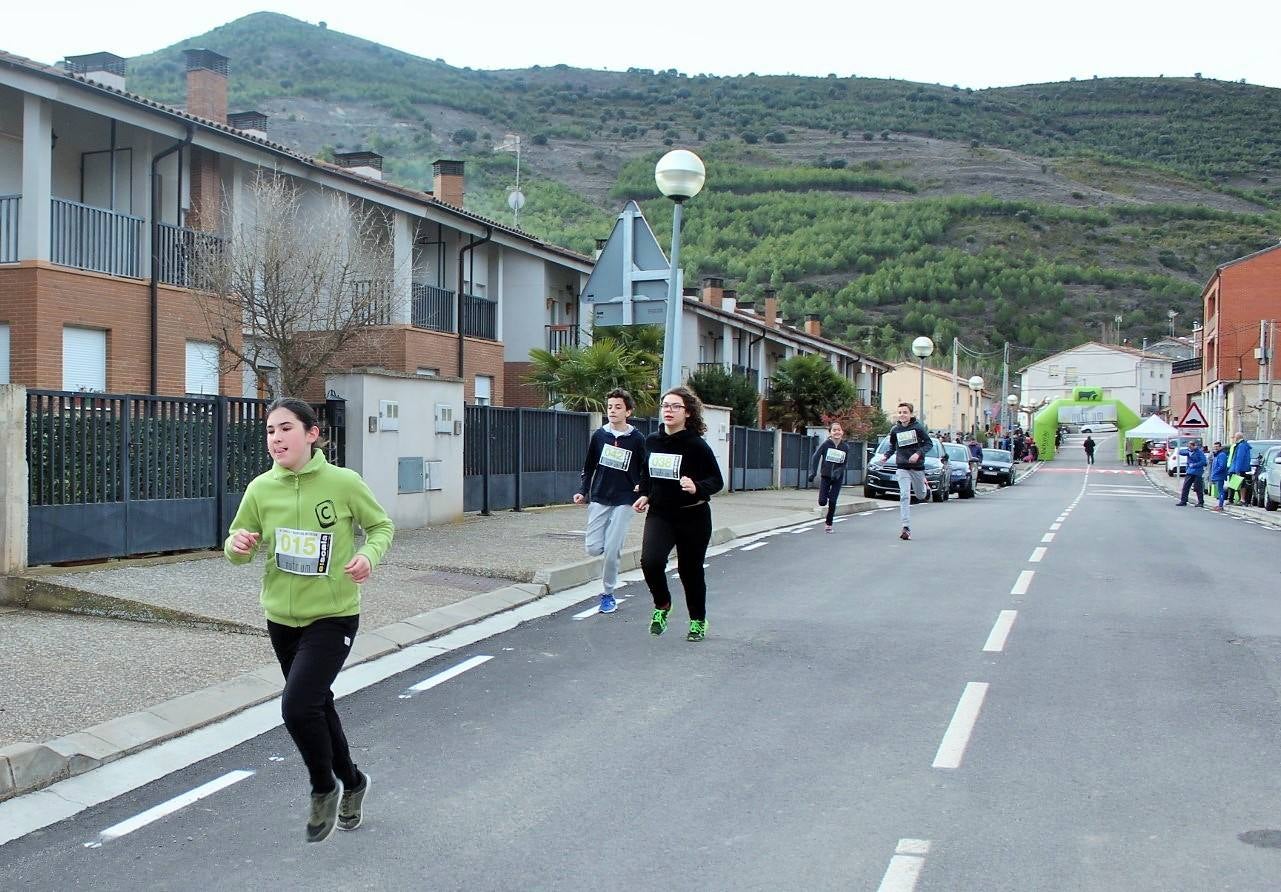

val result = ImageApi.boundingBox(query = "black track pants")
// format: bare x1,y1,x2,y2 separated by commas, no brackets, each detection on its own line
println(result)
268,615,361,793
818,477,842,525
640,503,712,622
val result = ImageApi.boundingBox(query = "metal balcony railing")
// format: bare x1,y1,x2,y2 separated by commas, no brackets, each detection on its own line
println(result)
412,283,454,333
0,195,19,263
546,324,580,353
351,279,393,325
51,197,143,278
696,361,760,382
461,292,497,340
155,222,226,288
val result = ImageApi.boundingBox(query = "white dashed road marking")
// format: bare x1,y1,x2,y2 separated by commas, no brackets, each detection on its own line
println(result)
1011,570,1035,595
401,655,493,697
877,838,932,891
1028,547,1047,563
933,682,990,769
982,611,1018,653
86,770,254,847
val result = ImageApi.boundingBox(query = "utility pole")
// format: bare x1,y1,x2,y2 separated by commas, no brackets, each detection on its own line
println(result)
1001,342,1010,438
1261,319,1274,439
951,337,959,435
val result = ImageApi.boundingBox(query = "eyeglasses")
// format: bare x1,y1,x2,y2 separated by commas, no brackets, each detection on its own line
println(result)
660,402,687,411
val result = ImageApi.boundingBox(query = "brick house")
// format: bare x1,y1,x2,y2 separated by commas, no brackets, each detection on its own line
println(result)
0,49,591,402
1199,242,1281,442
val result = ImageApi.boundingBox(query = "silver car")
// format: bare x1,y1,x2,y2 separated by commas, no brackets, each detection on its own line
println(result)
1260,446,1281,511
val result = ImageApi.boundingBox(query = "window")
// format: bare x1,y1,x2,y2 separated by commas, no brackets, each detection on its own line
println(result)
1064,366,1079,385
63,326,106,392
185,341,220,395
416,367,439,377
0,323,9,385
474,374,493,406
1047,364,1060,378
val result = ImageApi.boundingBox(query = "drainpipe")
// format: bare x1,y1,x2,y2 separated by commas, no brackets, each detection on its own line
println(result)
149,123,193,394
456,224,493,384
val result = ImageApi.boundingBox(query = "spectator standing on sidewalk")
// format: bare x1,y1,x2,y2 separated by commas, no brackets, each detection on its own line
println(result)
1083,435,1097,465
879,401,933,541
573,388,647,615
809,420,854,532
1227,432,1252,505
1210,441,1229,511
225,398,394,844
1176,440,1206,507
634,386,724,642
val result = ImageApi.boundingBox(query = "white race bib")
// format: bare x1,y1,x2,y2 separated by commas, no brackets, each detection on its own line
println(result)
275,527,333,576
648,452,682,480
825,447,847,464
896,429,919,447
599,443,632,471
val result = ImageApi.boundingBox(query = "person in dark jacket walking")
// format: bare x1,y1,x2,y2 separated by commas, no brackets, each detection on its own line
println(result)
1083,436,1096,465
879,401,933,541
1176,440,1206,507
809,421,854,532
574,388,647,614
634,386,724,642
1209,441,1229,510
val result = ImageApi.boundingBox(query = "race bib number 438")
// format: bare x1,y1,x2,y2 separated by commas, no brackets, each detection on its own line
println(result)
275,528,333,576
648,452,682,480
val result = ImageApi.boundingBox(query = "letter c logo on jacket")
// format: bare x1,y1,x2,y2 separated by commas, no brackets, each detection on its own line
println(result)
315,500,337,529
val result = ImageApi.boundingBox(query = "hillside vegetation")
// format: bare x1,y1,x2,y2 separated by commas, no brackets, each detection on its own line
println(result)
124,12,1281,366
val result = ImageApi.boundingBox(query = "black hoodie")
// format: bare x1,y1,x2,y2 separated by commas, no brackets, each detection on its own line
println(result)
638,427,724,511
577,424,647,506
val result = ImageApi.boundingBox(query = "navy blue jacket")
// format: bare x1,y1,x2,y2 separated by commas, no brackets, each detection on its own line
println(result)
810,439,854,483
883,419,932,471
578,425,647,506
1185,446,1207,477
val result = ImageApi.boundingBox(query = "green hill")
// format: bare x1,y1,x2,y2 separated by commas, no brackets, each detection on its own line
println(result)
124,12,1281,366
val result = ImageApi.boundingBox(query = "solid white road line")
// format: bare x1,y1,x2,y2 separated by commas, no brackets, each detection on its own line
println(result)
983,610,1018,653
1011,570,1035,595
87,770,254,846
741,542,768,551
933,682,990,769
877,839,932,892
1028,547,1047,563
1041,532,1055,543
403,655,493,696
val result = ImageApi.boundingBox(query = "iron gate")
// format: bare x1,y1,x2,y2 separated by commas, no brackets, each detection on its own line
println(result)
730,425,775,491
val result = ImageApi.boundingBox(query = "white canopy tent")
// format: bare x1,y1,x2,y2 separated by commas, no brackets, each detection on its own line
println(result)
1124,415,1179,440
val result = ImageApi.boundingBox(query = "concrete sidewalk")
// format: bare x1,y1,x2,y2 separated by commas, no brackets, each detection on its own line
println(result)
0,486,879,800
1142,467,1281,529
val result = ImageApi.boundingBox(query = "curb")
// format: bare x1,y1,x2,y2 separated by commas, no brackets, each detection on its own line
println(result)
0,497,881,802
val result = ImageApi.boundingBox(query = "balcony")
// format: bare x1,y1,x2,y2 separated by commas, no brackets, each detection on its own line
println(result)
460,292,496,340
546,323,579,353
412,283,454,333
51,197,143,278
155,222,226,288
0,195,18,263
351,279,393,326
696,361,759,381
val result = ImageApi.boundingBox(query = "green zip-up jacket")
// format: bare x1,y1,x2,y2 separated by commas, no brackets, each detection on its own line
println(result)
224,451,394,627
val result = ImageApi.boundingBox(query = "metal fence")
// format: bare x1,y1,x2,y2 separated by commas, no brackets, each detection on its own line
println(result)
0,194,19,263
412,283,454,332
780,432,820,488
730,425,775,491
464,405,590,512
50,197,143,278
461,293,497,340
155,222,226,288
25,390,344,565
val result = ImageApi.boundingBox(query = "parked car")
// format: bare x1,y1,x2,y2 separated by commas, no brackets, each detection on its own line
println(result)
864,437,950,502
943,442,977,499
1261,447,1281,511
1247,441,1281,507
1148,441,1168,464
1165,436,1202,476
977,449,1017,486
1080,422,1118,433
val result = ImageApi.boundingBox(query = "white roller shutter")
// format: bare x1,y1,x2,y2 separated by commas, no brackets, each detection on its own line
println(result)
62,326,106,392
0,324,9,385
185,341,220,395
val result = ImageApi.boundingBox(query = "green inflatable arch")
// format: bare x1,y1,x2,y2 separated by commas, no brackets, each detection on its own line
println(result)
1030,389,1142,460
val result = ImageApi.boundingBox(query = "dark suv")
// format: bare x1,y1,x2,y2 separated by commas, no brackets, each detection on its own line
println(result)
863,436,950,502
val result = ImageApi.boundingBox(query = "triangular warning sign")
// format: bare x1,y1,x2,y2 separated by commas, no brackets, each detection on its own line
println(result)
1178,401,1209,428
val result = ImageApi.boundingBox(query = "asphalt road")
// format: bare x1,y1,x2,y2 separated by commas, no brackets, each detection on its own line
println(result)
3,448,1280,891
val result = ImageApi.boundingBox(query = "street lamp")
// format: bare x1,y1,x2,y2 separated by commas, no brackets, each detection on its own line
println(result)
968,375,984,439
911,336,934,424
655,149,706,391
1006,393,1019,443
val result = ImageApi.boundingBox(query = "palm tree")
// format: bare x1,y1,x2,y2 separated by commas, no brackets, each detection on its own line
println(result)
525,337,659,414
766,354,856,431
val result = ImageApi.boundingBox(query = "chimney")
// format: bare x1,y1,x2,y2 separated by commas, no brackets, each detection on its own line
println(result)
701,276,723,308
722,292,737,313
763,288,779,328
184,49,229,124
64,52,126,91
432,159,466,208
593,238,608,260
682,286,700,299
228,110,269,140
805,313,822,337
334,150,384,181
736,298,755,315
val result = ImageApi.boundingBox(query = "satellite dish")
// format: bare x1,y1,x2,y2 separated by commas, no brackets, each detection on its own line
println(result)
507,190,526,211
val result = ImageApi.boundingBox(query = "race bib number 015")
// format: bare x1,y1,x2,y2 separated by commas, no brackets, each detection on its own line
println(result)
648,452,682,480
275,528,333,576
896,429,919,447
825,447,847,464
599,443,632,471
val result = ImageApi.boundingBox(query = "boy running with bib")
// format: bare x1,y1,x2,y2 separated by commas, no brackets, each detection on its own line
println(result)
809,421,854,532
880,401,933,541
574,388,647,614
225,398,394,844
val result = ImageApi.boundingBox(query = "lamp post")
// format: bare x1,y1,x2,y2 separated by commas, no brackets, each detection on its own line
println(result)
655,149,706,392
1006,394,1019,448
968,375,984,440
911,336,934,425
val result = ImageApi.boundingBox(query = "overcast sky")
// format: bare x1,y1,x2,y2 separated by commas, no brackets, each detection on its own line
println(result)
7,0,1281,90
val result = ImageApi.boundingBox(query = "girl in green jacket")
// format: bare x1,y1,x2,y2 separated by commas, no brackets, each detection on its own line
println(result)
225,397,394,843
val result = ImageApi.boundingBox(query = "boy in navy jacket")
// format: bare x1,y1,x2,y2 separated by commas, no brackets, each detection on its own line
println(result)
574,388,647,613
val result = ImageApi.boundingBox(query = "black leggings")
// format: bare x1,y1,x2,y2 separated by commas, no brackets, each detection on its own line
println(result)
818,477,842,525
268,615,360,793
641,503,712,622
